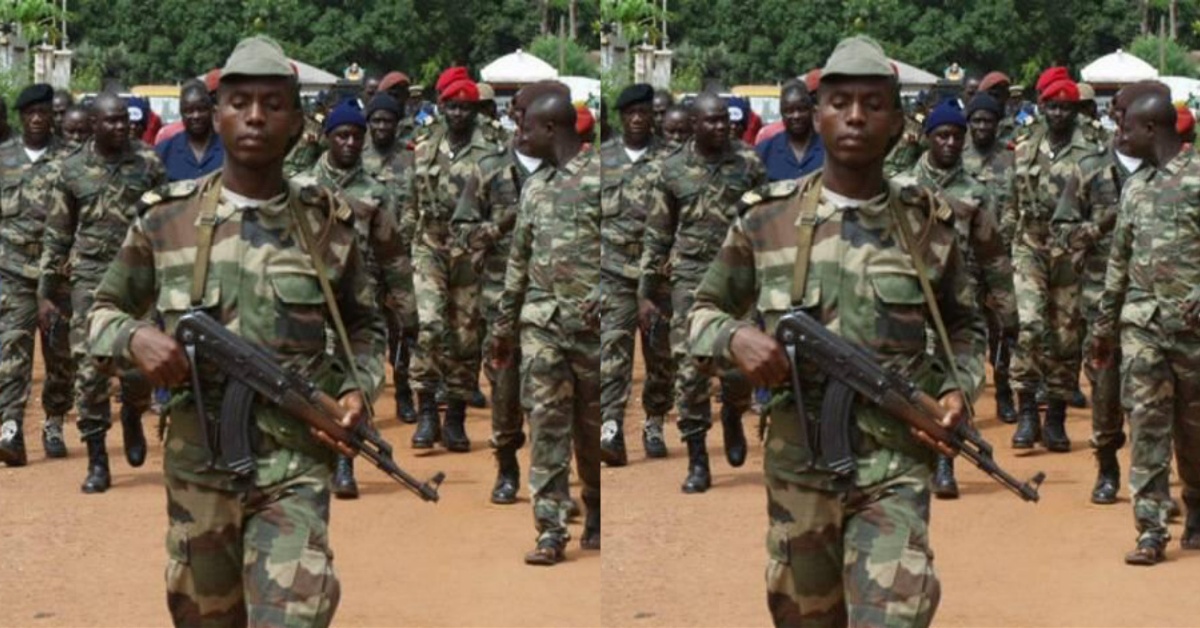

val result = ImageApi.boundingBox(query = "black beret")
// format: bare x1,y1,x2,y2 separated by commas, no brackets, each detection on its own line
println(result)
965,93,1003,120
15,83,53,111
365,93,402,120
615,83,654,111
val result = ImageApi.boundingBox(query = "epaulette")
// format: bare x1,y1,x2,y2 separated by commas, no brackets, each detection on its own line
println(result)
136,179,197,215
898,183,953,223
736,179,797,215
298,184,353,223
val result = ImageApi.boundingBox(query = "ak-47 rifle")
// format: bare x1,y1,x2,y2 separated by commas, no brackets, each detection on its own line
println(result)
775,309,1044,503
175,310,444,502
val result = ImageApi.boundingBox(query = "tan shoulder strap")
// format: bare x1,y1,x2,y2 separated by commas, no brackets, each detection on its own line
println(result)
288,188,375,420
190,176,223,306
887,188,975,418
789,174,823,306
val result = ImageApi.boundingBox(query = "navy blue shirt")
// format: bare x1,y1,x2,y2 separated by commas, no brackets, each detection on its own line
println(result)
155,132,224,182
755,132,825,182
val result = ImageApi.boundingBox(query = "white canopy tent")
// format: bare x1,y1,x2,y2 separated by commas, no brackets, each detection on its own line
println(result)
557,75,600,106
1081,49,1159,83
480,49,559,84
891,58,939,88
1157,75,1200,103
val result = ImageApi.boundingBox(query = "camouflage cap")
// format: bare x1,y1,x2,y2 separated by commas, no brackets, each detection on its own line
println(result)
220,35,294,80
820,35,894,81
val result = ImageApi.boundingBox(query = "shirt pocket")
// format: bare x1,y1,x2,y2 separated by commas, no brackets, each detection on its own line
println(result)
868,270,928,355
268,271,328,356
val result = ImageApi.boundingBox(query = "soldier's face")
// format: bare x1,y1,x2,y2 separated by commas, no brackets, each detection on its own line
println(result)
92,102,130,151
927,124,966,170
692,101,730,152
519,108,554,160
52,94,71,134
1043,100,1076,134
327,124,365,170
19,102,53,147
63,111,91,145
817,77,903,168
368,110,398,147
968,110,999,147
653,94,672,134
362,77,379,102
443,99,474,134
620,102,653,147
1120,108,1155,162
662,111,692,145
216,77,304,169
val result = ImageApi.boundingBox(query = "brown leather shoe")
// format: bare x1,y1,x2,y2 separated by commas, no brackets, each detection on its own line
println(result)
524,539,565,566
1124,540,1165,566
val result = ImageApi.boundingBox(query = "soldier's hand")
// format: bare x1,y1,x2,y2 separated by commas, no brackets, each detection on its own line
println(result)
129,326,190,388
1184,298,1200,327
937,391,967,430
490,336,514,370
637,299,661,333
37,299,61,333
729,326,789,388
336,391,368,431
1090,336,1115,370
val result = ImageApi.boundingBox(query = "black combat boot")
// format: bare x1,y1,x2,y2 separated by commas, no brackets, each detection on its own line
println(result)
1125,537,1166,565
120,404,147,468
42,416,68,459
1091,447,1121,505
332,455,359,499
642,415,668,458
932,455,959,499
1042,400,1071,452
600,420,628,467
995,380,1017,424
442,400,471,452
411,393,441,449
1012,393,1041,449
0,420,27,467
524,537,566,566
395,385,416,424
491,447,520,505
721,404,747,468
81,436,111,494
580,493,600,550
1181,492,1200,550
681,435,711,494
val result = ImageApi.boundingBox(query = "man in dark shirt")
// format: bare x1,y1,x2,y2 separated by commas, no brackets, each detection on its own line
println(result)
755,80,825,181
154,80,224,181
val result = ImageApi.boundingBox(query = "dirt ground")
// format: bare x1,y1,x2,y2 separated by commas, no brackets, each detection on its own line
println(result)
603,352,1200,628
0,349,600,628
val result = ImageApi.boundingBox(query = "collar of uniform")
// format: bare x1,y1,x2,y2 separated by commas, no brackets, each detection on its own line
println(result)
84,139,137,167
684,139,738,168
1160,147,1195,178
814,183,889,221
317,151,362,188
557,145,597,177
916,151,963,189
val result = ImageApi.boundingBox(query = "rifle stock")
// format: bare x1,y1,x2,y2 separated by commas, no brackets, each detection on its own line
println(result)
775,309,1044,503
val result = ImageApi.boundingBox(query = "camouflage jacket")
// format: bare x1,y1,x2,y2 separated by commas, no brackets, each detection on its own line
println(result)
687,173,986,490
282,114,326,178
1004,125,1104,251
884,114,926,177
293,153,409,311
962,138,1014,240
600,135,670,282
452,146,543,277
403,124,500,248
87,173,387,490
37,139,165,296
637,139,765,298
1053,143,1137,285
361,138,413,186
493,148,601,342
896,153,1016,328
1095,150,1200,340
0,136,72,280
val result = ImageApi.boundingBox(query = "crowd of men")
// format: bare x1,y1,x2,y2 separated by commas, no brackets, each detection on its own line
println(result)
601,33,1200,626
0,32,600,627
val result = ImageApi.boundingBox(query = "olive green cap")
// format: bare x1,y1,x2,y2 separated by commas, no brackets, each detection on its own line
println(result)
477,82,495,101
220,35,294,80
1077,82,1096,101
820,35,895,81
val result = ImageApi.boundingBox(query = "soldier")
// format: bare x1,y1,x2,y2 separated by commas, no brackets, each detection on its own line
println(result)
292,98,408,499
1005,67,1103,453
661,104,692,147
652,89,674,138
404,67,499,451
62,104,92,147
1077,83,1111,146
637,91,766,493
490,90,600,565
0,84,77,466
454,82,557,503
37,91,165,492
87,35,384,623
378,71,418,145
361,75,380,103
962,92,1018,423
978,72,1017,145
1091,89,1200,565
894,99,1016,498
599,83,675,466
51,89,73,138
688,35,985,625
362,92,413,182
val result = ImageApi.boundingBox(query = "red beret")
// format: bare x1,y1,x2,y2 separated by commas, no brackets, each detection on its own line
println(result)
979,71,1010,92
436,67,470,94
440,78,479,102
575,104,595,137
379,71,410,92
1036,67,1070,93
1039,78,1079,103
1178,104,1195,137
204,68,221,93
804,68,821,93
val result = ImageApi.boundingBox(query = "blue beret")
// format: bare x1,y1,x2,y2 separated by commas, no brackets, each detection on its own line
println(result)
924,99,967,134
324,98,366,134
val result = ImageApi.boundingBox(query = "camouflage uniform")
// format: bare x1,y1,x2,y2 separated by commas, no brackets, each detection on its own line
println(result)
1005,126,1103,403
453,146,543,451
283,113,326,178
638,139,765,439
600,136,674,436
404,124,500,403
0,137,75,434
37,139,164,439
87,174,387,626
492,148,601,547
688,174,986,626
1093,150,1200,548
884,114,926,177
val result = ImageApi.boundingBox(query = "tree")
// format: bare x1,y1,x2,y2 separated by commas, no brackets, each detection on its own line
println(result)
1130,34,1198,76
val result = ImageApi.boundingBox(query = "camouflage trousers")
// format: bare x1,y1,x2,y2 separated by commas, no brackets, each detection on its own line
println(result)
672,276,750,439
163,464,339,628
520,321,600,544
0,272,74,426
1010,239,1083,400
764,466,939,628
600,272,674,430
481,254,523,451
383,262,418,402
411,237,481,401
1081,272,1124,451
1120,322,1200,546
70,278,151,439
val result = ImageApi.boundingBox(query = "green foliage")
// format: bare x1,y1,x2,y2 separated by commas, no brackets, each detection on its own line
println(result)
600,0,669,46
1130,34,1198,76
529,35,599,77
0,0,69,46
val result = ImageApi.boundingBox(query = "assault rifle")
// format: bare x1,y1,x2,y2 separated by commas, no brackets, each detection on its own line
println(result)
775,309,1044,503
175,310,444,502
